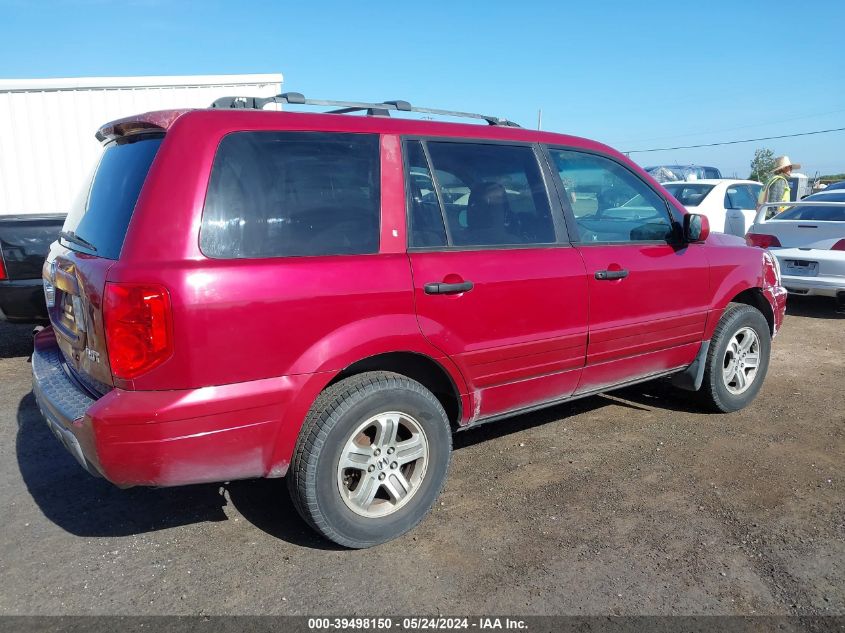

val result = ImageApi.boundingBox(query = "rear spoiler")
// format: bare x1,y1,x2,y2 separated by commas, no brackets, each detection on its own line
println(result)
95,109,192,143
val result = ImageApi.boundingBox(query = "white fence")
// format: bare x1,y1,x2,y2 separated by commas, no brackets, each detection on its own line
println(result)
0,74,282,215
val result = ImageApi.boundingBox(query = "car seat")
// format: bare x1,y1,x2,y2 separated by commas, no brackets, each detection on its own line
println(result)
458,182,519,246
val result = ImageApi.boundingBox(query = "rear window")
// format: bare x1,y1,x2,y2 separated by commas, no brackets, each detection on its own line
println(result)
62,135,163,260
200,132,380,258
663,183,715,207
774,192,845,221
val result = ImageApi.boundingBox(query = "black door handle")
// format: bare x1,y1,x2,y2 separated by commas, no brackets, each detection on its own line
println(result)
595,269,629,280
424,281,474,295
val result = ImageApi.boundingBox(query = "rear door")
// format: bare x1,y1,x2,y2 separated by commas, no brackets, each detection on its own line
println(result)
45,134,164,392
405,139,588,421
543,147,710,394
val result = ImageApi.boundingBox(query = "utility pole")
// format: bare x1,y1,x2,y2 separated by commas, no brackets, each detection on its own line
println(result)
537,109,542,131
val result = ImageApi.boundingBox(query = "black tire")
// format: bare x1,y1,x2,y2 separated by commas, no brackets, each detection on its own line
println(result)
699,303,771,413
287,371,452,548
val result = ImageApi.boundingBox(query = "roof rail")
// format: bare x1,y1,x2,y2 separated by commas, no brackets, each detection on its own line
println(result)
210,92,520,127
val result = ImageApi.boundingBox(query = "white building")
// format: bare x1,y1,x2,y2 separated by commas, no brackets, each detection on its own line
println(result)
0,73,283,215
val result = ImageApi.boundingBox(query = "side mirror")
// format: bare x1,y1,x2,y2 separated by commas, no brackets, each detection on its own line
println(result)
684,213,710,242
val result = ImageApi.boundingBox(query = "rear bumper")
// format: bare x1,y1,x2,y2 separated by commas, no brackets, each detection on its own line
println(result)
0,278,48,323
31,327,309,487
781,275,845,297
32,339,103,478
772,249,845,297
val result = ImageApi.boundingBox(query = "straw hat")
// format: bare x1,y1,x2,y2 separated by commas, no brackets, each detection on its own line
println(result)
773,155,801,173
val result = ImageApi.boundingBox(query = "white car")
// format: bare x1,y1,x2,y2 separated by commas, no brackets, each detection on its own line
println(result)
746,189,845,303
663,179,762,236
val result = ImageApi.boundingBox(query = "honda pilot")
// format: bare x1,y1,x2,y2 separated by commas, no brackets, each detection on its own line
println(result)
33,93,787,547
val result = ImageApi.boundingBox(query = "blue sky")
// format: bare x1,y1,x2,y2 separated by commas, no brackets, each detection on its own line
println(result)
3,0,844,177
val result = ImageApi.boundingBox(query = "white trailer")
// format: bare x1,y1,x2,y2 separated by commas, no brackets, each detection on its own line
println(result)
0,73,283,215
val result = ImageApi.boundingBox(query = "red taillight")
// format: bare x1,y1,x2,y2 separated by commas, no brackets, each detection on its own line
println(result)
104,283,173,380
0,256,6,280
746,233,782,248
832,239,845,251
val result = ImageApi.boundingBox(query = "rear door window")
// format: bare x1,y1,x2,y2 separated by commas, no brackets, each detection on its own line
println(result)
62,135,163,260
416,141,555,247
200,132,380,258
406,141,447,247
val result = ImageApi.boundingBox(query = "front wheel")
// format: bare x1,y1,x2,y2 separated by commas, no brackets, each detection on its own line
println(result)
699,303,772,412
287,371,452,548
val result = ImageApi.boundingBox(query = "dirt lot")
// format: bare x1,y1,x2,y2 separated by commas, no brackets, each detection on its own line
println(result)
0,297,842,616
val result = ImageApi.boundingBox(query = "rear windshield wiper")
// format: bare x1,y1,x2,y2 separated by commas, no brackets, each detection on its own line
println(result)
60,230,98,253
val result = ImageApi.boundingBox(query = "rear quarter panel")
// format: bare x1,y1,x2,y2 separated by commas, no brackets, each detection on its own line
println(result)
113,116,464,395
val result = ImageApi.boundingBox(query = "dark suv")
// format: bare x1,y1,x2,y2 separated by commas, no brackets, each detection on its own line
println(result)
32,93,786,547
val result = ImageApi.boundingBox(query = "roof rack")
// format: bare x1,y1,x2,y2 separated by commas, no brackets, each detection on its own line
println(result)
210,92,520,127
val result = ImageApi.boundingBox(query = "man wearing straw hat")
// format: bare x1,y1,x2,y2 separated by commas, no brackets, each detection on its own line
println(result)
759,155,800,218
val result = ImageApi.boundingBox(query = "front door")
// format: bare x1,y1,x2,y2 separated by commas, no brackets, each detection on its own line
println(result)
544,147,710,394
404,139,589,421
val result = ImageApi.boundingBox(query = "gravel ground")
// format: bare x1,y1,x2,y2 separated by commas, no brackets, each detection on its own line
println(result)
0,297,842,616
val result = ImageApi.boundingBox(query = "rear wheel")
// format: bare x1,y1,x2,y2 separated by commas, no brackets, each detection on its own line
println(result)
287,371,451,548
699,303,771,412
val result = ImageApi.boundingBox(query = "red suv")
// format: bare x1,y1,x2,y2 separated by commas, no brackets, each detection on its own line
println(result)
33,93,787,548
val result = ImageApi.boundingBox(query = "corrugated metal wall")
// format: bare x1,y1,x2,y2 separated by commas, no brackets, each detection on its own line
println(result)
0,74,282,215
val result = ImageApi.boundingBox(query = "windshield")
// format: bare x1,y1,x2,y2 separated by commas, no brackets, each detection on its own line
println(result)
62,135,163,259
774,192,845,221
664,183,715,207
646,165,705,184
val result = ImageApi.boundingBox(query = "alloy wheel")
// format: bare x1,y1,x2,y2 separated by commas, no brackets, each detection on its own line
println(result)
722,327,761,395
336,411,429,518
